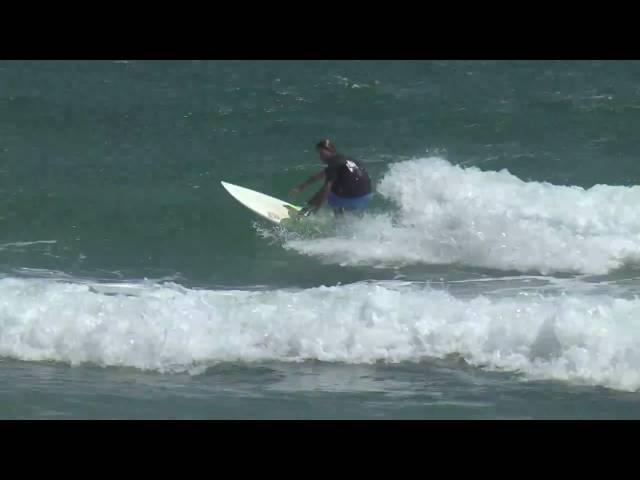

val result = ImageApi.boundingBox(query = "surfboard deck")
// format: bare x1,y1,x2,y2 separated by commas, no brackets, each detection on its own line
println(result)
221,181,303,224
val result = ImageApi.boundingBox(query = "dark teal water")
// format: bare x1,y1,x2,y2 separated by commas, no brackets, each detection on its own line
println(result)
2,60,640,418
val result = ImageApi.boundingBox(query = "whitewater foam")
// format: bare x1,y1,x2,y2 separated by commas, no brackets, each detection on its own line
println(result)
1,277,640,391
282,157,640,275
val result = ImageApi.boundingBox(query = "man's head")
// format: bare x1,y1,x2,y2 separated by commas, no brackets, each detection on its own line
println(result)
316,139,337,162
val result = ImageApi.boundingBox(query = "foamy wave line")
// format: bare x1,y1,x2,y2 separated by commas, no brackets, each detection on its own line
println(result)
0,277,639,391
281,157,640,275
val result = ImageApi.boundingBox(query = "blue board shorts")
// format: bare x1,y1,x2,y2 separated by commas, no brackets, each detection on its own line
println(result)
328,192,373,211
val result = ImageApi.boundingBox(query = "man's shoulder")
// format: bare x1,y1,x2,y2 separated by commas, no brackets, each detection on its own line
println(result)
328,153,357,165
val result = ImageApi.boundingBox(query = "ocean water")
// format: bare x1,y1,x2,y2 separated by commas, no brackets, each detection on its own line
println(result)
2,60,640,418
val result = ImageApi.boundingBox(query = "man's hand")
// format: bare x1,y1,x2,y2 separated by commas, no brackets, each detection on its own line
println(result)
297,206,313,217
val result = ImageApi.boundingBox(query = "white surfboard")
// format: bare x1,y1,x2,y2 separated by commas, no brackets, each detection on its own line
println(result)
221,181,303,224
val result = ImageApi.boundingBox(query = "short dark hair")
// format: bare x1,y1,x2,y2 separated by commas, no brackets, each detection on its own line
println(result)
316,139,336,153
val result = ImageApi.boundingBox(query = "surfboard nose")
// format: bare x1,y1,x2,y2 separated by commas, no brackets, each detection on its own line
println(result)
220,180,302,224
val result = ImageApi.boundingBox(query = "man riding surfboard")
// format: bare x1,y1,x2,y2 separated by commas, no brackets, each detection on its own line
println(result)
290,139,373,216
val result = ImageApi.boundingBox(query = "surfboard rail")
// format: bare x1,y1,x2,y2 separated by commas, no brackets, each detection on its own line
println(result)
221,181,302,224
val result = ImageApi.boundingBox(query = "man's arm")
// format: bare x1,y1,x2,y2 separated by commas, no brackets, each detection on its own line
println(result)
305,180,332,212
290,170,325,196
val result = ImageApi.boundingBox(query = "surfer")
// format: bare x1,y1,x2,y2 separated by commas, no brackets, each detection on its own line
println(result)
289,139,373,216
